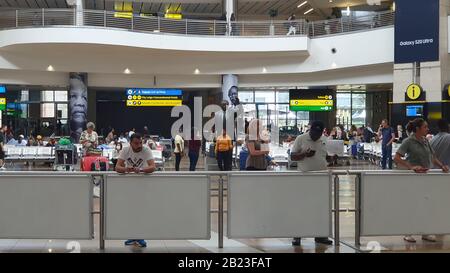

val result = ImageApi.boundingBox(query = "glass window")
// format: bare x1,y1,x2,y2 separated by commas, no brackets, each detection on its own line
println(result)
352,93,366,109
41,103,54,118
55,91,68,102
255,91,275,103
41,91,54,102
20,90,29,102
276,91,289,103
239,91,254,103
242,104,256,120
336,93,351,108
56,104,68,119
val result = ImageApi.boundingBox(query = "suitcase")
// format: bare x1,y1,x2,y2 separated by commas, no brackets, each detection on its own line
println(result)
81,156,109,171
209,143,216,158
239,149,248,170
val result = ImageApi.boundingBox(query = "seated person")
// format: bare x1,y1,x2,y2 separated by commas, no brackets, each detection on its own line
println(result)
79,122,99,155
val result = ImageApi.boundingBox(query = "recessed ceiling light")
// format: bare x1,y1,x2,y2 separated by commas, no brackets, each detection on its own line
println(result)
47,65,54,71
297,1,307,8
124,68,131,74
262,67,267,73
194,69,200,74
304,8,314,15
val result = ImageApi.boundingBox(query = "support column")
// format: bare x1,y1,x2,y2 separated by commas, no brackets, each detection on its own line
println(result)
75,0,84,26
69,72,88,142
223,0,237,35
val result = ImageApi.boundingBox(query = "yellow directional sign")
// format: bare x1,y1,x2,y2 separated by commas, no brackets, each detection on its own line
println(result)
290,99,334,107
0,98,5,104
406,84,422,100
127,100,182,107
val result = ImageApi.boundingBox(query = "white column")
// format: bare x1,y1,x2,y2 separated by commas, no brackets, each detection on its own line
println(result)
75,0,84,26
224,0,237,35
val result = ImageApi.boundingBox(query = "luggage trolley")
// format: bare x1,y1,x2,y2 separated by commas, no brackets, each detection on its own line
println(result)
54,144,77,171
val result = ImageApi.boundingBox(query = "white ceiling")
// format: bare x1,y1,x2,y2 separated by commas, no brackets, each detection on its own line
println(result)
0,0,393,19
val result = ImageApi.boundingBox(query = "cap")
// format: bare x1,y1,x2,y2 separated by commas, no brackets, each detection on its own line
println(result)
310,121,325,132
19,134,24,138
37,135,43,140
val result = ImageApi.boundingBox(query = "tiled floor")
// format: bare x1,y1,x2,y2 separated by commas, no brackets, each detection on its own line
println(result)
2,158,450,253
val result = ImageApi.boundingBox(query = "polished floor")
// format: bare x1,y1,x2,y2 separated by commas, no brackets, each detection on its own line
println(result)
2,157,450,253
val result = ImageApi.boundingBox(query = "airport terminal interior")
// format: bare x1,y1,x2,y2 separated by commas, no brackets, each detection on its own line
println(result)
0,0,450,255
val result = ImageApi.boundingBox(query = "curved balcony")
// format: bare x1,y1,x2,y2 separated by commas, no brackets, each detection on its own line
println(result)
0,8,394,38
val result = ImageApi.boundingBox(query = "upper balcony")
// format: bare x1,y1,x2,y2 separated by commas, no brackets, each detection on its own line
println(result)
0,8,394,38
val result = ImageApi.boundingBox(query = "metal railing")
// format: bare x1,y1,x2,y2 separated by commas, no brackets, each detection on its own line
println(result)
0,8,394,38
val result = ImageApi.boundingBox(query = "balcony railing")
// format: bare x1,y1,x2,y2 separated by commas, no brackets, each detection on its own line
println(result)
0,8,395,38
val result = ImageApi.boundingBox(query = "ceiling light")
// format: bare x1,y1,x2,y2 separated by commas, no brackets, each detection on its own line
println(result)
346,6,351,16
262,67,267,73
124,68,131,74
297,1,307,8
194,69,200,74
304,8,314,15
47,65,54,71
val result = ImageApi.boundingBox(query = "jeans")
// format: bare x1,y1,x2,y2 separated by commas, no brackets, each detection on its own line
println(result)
175,152,182,171
381,144,393,170
217,150,232,171
188,151,199,171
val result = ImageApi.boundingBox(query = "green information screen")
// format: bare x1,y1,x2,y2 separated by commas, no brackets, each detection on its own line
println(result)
289,89,334,112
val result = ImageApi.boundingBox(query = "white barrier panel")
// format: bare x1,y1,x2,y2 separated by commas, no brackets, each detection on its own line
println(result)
228,173,331,238
361,172,450,236
104,174,210,240
0,174,93,239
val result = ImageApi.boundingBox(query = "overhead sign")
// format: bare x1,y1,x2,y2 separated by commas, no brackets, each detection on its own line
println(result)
0,86,6,111
395,0,440,63
125,89,183,107
405,84,425,101
289,89,334,112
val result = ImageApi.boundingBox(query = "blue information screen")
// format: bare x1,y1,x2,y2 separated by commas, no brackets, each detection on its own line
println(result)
0,86,6,94
406,105,424,117
395,0,440,64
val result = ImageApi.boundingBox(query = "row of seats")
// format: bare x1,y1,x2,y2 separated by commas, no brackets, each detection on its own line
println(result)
4,146,54,161
362,142,399,164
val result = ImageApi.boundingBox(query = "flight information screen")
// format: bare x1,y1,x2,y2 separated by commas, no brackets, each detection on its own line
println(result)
125,89,183,107
289,89,334,112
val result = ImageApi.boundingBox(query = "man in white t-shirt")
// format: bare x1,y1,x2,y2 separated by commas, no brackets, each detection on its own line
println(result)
116,133,156,174
290,120,333,246
115,133,156,248
174,129,184,171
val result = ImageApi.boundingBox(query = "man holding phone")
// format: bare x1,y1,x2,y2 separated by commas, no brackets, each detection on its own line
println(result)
115,133,156,248
290,121,333,246
377,119,395,170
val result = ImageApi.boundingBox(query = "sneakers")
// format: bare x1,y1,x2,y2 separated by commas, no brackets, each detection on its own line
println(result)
291,237,301,246
403,235,437,243
135,240,147,247
422,235,437,242
124,239,147,247
403,236,416,243
124,239,137,246
314,237,333,245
